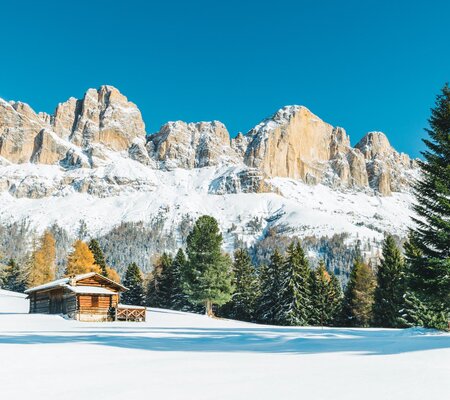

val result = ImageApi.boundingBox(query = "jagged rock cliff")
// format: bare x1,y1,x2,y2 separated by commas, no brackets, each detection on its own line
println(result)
0,85,417,199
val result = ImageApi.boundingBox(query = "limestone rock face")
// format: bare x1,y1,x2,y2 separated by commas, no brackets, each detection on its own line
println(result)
148,121,240,169
355,132,416,195
243,106,335,181
0,86,418,198
0,100,49,163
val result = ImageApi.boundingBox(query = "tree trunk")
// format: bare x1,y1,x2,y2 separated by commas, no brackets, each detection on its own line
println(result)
205,299,213,317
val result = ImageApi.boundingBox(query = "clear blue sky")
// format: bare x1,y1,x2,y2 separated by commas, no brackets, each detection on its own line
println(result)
0,0,448,157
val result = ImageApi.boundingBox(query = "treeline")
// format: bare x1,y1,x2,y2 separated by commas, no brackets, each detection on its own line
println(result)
0,235,121,291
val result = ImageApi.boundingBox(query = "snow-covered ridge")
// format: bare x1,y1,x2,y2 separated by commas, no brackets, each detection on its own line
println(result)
0,85,419,248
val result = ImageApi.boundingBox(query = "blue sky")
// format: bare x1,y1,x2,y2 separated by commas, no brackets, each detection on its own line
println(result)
0,0,448,157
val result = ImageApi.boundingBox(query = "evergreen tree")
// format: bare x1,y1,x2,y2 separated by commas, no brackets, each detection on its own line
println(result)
310,260,342,326
89,239,107,276
28,231,57,287
182,215,234,316
372,235,406,328
171,248,191,311
2,259,26,292
328,273,344,325
65,240,100,276
122,262,145,306
340,260,376,327
155,253,174,309
226,248,260,322
276,241,312,326
257,249,283,324
406,84,450,326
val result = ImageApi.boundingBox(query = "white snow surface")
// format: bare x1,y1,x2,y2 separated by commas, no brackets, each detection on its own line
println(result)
1,293,449,400
0,159,416,251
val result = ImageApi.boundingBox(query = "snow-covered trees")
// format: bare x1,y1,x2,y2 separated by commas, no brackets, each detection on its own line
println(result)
276,242,312,326
2,259,26,292
122,262,145,306
182,216,233,316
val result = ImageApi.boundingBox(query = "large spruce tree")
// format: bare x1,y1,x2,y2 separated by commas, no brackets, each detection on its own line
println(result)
372,235,406,328
340,260,376,327
89,239,107,276
122,262,145,306
226,248,260,322
257,249,283,324
277,241,312,326
407,84,450,327
183,215,233,316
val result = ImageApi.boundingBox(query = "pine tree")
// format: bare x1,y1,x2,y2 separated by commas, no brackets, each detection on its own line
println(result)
406,84,450,326
226,248,260,322
340,260,376,327
257,249,283,324
2,259,26,292
372,235,406,328
27,231,56,287
155,253,174,309
277,241,312,326
328,273,344,325
122,262,145,306
89,239,107,276
310,260,343,327
65,240,100,276
182,215,234,316
171,248,191,311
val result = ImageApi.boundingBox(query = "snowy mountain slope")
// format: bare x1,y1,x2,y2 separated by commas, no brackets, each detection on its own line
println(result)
1,297,449,400
0,85,420,256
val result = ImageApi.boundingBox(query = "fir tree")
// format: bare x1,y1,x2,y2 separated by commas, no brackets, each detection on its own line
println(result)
372,235,406,328
276,241,312,326
183,216,234,316
155,253,174,309
122,262,145,306
89,239,107,276
226,248,260,322
171,248,191,311
310,260,342,327
340,260,376,327
407,84,450,326
65,240,100,276
257,249,283,324
2,259,26,292
28,231,57,287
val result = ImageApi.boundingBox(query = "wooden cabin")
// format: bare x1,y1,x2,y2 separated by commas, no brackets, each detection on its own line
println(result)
25,272,145,322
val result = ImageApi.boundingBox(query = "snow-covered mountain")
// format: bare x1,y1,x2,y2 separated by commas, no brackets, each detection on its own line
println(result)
0,85,419,253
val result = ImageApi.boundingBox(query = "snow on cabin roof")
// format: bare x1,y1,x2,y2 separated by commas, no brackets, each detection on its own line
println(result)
64,285,116,295
24,272,127,293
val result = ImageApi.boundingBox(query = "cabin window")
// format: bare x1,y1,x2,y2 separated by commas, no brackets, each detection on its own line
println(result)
91,296,99,307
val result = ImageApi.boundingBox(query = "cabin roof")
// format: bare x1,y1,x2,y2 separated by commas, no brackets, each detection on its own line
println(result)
24,272,127,294
64,285,117,295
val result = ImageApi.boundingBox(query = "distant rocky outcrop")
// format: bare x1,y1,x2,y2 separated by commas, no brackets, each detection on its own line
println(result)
0,85,418,198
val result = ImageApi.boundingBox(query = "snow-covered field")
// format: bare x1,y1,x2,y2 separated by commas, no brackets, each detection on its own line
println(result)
1,292,449,400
